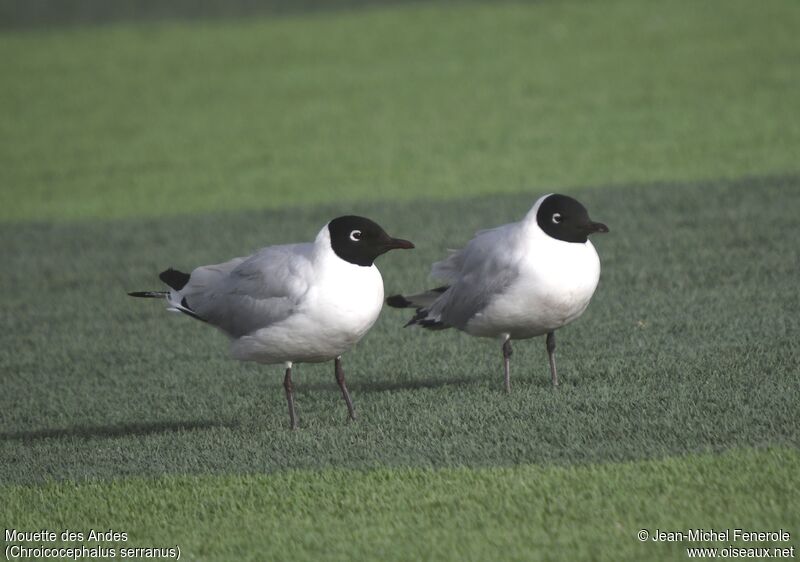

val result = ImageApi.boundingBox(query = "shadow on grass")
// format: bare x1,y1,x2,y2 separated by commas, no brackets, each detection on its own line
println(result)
0,0,435,30
0,419,236,442
302,376,478,393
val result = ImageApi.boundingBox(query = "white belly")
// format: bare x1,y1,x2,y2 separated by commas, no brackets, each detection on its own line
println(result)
465,240,600,339
230,265,385,364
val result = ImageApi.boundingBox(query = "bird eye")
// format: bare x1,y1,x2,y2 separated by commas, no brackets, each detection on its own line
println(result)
349,230,362,241
552,213,562,224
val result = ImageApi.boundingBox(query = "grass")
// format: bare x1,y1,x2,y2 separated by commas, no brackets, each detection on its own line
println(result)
1,0,799,222
2,175,798,485
4,448,798,561
2,1,799,559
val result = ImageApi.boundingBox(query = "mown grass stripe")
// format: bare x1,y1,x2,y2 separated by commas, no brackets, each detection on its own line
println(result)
2,0,799,222
0,0,428,30
3,448,798,562
1,175,798,486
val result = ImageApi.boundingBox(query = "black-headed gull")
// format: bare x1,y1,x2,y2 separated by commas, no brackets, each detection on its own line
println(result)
130,216,414,429
387,194,607,391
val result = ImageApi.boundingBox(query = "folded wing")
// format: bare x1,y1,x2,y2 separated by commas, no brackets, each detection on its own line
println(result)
425,223,523,330
175,243,314,338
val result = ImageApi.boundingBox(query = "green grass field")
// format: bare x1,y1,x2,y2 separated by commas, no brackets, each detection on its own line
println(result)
5,449,797,561
2,0,799,222
2,1,799,560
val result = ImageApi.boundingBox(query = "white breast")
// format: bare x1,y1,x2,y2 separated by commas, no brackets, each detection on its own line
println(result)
303,258,386,347
465,234,600,339
230,248,385,364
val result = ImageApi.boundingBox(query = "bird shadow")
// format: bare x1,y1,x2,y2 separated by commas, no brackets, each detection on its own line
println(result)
0,419,236,442
302,375,477,393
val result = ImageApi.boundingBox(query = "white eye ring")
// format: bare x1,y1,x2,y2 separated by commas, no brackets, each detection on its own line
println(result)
349,230,362,241
552,213,562,224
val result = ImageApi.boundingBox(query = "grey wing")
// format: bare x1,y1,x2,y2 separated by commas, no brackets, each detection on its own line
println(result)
178,243,313,337
426,224,522,329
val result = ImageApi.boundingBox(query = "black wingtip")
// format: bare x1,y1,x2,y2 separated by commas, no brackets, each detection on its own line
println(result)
403,316,447,330
159,268,191,291
418,319,447,330
178,297,207,323
128,291,167,298
401,308,448,330
386,294,412,308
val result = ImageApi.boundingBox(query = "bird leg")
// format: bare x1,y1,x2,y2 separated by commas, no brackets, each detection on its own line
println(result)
502,336,513,393
283,363,298,430
546,331,558,387
334,356,357,421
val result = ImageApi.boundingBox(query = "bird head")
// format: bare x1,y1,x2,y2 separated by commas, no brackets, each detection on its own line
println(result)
328,216,414,266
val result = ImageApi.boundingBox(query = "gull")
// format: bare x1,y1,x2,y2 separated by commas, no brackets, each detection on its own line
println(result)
387,194,607,391
129,216,414,429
